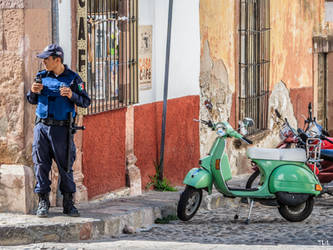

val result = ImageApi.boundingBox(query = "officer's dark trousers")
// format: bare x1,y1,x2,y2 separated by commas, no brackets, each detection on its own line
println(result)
32,122,76,194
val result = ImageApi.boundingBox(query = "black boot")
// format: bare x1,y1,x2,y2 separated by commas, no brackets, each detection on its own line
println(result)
63,193,80,217
36,193,50,218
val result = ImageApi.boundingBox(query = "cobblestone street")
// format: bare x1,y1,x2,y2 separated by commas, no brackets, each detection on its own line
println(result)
7,195,333,249
117,196,333,246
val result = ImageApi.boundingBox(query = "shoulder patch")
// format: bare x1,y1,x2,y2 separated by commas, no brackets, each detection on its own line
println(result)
78,82,85,91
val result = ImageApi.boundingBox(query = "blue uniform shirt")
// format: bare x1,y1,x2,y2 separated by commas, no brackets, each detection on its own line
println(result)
27,65,90,120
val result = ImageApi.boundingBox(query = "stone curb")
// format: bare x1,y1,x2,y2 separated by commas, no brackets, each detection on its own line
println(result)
0,176,249,246
0,192,179,246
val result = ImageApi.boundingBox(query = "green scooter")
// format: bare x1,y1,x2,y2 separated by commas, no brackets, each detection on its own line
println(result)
177,119,322,223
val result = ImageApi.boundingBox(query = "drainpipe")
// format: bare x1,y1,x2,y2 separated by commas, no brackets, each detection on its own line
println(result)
159,0,173,182
51,0,59,44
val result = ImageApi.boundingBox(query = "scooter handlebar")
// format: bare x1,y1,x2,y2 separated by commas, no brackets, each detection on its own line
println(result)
321,135,333,144
194,119,214,129
241,137,253,145
322,129,330,137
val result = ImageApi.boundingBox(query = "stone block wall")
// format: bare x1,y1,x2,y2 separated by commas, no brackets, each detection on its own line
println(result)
0,6,25,164
0,0,52,213
0,165,36,213
0,0,51,165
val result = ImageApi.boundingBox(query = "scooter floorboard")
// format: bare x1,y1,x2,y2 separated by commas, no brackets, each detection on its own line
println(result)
228,186,258,192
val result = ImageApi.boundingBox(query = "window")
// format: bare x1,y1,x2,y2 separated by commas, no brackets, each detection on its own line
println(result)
87,0,138,114
239,0,270,134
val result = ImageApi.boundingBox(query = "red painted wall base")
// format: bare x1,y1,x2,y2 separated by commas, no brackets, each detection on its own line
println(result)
134,95,200,189
82,95,200,198
82,109,126,199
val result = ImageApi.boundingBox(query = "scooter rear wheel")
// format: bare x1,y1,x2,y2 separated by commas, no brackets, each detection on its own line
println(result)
246,170,260,189
278,197,314,222
177,185,202,221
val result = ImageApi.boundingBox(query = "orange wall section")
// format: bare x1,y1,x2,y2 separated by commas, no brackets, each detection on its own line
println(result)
270,0,325,90
82,109,127,199
134,95,200,189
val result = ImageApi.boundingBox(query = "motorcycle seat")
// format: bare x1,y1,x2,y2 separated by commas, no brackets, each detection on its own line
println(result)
321,149,333,162
247,148,306,162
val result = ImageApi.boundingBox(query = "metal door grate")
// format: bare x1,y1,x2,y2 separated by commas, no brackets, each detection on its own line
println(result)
239,0,270,134
87,0,138,114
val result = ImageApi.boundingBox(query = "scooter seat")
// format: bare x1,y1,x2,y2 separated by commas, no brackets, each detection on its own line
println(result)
321,149,333,162
247,148,306,162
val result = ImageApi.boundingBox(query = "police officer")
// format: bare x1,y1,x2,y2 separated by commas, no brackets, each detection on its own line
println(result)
27,44,91,217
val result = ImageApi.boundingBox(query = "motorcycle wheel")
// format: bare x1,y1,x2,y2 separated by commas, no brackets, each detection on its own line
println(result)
278,197,314,222
177,185,202,221
246,169,260,189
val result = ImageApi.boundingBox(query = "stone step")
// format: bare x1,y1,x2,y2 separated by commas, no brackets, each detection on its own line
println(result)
0,175,250,246
0,191,179,246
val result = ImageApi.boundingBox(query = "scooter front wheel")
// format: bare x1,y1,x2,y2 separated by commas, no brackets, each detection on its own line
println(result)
177,185,202,221
278,197,314,222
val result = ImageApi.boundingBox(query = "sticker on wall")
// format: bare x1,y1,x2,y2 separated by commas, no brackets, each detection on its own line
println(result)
138,25,152,90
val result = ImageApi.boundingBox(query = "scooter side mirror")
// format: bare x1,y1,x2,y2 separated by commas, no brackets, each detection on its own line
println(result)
239,118,254,136
243,117,254,128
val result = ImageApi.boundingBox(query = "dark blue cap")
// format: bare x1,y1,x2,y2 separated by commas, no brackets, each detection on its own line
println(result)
37,44,64,60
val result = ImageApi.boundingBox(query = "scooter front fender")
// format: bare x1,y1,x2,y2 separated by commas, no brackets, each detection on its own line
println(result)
269,164,321,195
183,168,213,194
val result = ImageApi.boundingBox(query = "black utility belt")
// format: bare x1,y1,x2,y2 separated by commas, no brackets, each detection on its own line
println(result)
36,117,69,126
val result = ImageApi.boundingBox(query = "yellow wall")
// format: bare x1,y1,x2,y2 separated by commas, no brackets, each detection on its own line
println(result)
200,0,237,92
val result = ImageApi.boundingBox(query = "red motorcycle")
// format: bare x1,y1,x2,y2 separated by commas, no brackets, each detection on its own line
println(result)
246,104,333,193
298,103,333,184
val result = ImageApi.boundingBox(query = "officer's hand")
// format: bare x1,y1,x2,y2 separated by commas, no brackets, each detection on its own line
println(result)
60,86,72,99
31,82,43,93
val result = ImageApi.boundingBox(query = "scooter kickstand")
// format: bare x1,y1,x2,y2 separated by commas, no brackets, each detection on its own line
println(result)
234,198,242,220
245,199,254,225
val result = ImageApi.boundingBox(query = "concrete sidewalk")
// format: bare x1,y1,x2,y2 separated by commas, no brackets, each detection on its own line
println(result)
0,190,182,246
0,176,246,246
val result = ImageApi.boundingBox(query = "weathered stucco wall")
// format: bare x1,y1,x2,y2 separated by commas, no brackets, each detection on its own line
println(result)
270,0,324,125
199,0,237,157
200,0,237,93
23,1,52,166
199,0,325,174
270,0,324,89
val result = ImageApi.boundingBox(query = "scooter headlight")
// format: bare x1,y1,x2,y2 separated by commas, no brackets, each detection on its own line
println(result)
217,128,225,137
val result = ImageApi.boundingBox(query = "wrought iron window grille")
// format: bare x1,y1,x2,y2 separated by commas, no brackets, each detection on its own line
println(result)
87,0,138,114
239,0,270,135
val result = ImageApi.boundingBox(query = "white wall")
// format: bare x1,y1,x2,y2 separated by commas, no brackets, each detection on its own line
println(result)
326,2,333,22
58,0,72,66
138,0,200,105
